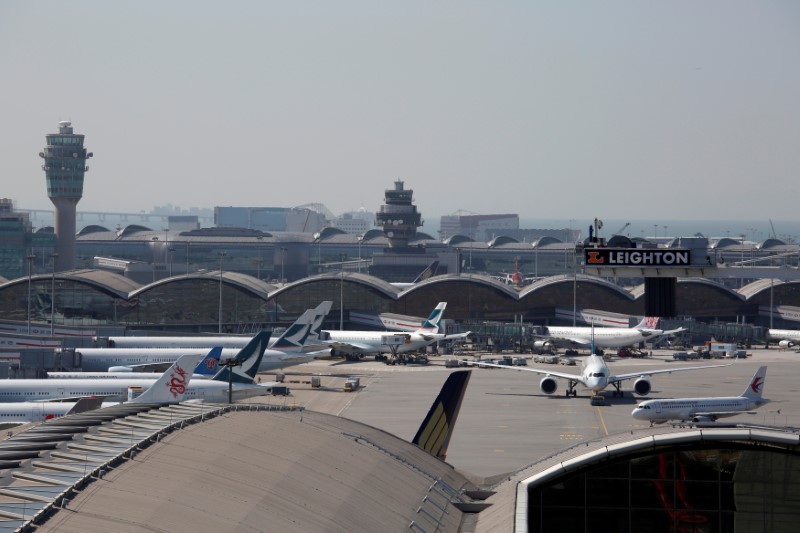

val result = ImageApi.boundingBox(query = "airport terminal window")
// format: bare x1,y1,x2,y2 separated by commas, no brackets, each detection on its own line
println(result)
528,447,800,533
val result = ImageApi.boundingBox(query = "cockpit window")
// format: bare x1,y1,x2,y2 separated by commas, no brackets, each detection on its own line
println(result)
591,372,606,378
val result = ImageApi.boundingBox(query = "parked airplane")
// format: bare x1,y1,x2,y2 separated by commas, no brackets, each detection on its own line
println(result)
47,346,223,380
0,353,207,425
767,329,800,349
391,261,440,289
320,302,470,359
466,353,732,400
98,301,333,350
0,332,272,404
413,369,471,460
632,366,769,425
535,317,685,352
78,303,333,373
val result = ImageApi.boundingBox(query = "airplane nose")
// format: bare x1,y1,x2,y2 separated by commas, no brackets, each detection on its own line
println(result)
631,408,643,419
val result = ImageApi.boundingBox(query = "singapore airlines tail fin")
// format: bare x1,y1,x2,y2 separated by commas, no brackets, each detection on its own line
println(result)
212,330,271,384
129,352,206,404
412,370,471,460
742,366,768,401
416,302,447,334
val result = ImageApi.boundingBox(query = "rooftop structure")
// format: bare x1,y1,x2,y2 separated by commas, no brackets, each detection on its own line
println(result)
375,180,423,248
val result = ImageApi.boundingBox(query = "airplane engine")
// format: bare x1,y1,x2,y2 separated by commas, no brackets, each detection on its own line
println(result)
533,340,554,354
108,366,133,373
633,378,651,396
779,340,796,349
540,377,558,395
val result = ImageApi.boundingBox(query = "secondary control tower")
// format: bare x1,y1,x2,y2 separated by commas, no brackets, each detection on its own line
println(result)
39,121,93,271
375,180,422,248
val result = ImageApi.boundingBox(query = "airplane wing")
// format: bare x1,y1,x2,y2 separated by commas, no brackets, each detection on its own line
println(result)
121,363,172,373
609,362,733,384
320,340,376,353
465,360,587,386
442,331,472,341
692,410,759,420
536,335,592,347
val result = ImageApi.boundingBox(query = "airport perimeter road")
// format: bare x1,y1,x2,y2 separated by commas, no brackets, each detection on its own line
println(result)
259,349,799,481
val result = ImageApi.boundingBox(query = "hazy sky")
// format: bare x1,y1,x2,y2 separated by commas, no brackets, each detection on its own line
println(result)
2,1,798,227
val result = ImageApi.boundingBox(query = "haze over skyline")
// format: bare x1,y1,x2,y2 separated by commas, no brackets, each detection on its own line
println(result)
2,2,798,228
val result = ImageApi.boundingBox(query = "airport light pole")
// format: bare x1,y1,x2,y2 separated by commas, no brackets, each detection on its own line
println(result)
27,253,35,335
168,247,175,277
280,247,287,283
151,236,159,282
256,235,263,280
50,252,58,336
218,251,227,333
339,253,346,330
357,234,363,273
185,242,190,274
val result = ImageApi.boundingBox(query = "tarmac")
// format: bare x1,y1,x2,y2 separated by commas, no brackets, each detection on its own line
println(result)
253,347,799,481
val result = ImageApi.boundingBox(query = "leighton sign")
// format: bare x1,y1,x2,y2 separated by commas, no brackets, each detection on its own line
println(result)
584,248,691,267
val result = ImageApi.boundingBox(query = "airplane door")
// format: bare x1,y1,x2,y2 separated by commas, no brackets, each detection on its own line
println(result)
655,401,661,414
30,404,42,422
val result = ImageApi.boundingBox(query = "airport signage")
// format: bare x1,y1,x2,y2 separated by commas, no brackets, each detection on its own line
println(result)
584,248,691,267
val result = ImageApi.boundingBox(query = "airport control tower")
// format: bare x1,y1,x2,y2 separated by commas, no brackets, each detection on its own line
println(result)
39,121,93,271
375,180,422,248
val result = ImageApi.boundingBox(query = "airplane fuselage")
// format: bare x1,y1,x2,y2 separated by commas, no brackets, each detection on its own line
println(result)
322,330,443,354
0,379,267,404
768,329,800,342
77,348,312,373
632,397,762,423
544,326,658,348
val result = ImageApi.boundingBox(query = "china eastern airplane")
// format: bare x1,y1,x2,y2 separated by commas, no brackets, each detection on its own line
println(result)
535,317,686,352
466,353,732,399
0,332,273,404
632,366,769,425
0,353,209,425
767,329,800,349
320,302,470,357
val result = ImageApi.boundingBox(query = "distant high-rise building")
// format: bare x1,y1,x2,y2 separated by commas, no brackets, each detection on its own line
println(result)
39,121,93,271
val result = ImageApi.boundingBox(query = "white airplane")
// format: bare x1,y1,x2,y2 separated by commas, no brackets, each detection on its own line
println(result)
98,301,333,350
466,353,732,399
535,317,686,352
0,332,273,404
0,353,207,425
77,302,333,373
47,346,224,380
632,366,770,425
320,302,470,359
767,329,800,349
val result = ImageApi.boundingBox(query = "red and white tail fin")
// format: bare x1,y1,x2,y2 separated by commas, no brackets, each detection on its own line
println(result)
635,317,660,330
742,366,767,400
129,352,205,404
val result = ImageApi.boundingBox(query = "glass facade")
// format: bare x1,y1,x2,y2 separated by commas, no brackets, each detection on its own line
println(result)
528,446,800,533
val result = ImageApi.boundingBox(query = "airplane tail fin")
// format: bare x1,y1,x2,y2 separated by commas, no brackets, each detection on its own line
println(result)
412,370,471,460
270,301,333,350
212,330,271,384
307,301,333,342
635,316,660,330
742,366,768,400
417,302,447,333
413,260,440,283
191,346,223,378
129,352,205,404
65,396,105,415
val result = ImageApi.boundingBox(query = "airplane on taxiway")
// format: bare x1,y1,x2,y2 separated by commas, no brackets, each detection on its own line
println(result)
631,366,769,425
465,352,732,401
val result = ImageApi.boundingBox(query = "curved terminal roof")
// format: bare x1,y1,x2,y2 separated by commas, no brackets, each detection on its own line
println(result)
444,234,474,245
130,270,275,299
401,273,522,299
487,235,520,247
475,425,800,533
532,236,562,247
0,269,141,299
77,225,112,236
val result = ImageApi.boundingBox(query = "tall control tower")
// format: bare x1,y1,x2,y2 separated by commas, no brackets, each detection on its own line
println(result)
39,121,93,271
375,180,422,248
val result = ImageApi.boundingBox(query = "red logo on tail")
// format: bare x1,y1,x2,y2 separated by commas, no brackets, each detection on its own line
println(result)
167,365,188,398
750,376,763,394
